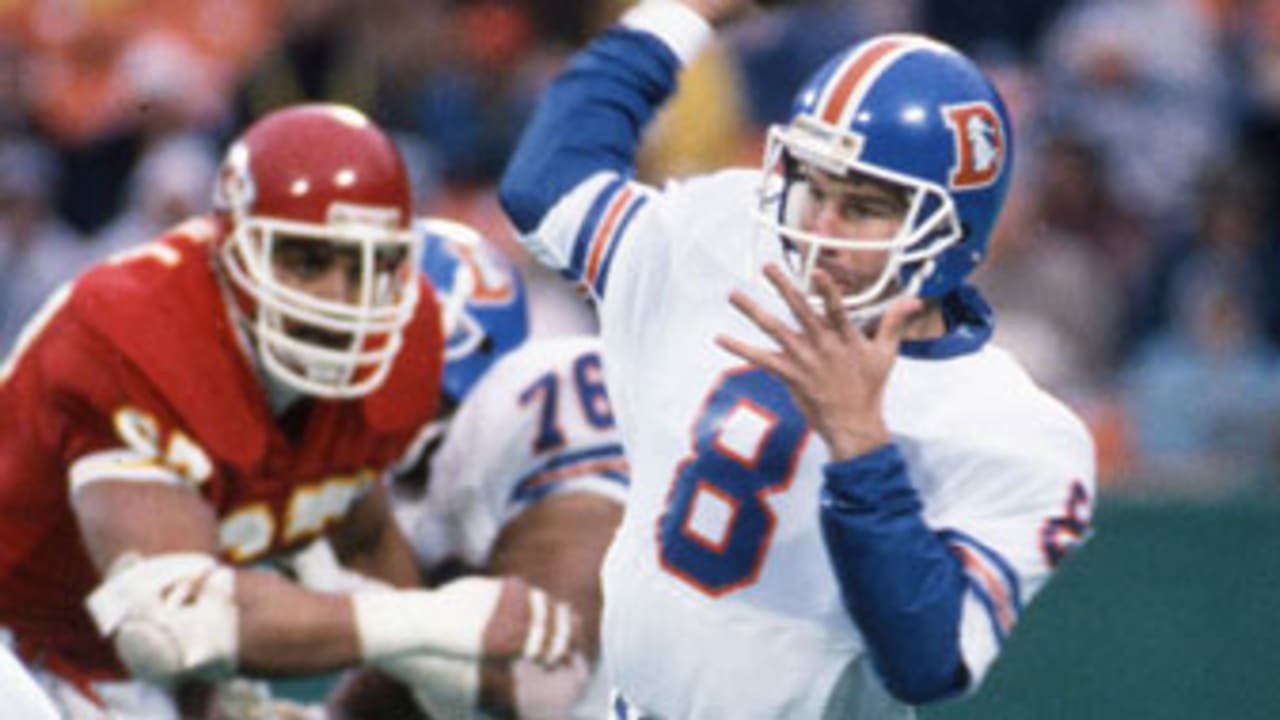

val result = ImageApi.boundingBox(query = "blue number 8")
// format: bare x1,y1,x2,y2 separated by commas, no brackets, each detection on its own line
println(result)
657,368,810,596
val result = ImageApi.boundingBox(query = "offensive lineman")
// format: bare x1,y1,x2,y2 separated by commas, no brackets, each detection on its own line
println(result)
331,221,626,719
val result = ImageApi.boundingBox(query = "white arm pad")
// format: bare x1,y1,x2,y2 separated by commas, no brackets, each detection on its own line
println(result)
85,552,238,681
352,578,503,662
285,541,484,716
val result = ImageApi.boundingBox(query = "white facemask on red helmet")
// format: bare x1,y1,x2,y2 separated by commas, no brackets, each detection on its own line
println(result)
214,103,422,399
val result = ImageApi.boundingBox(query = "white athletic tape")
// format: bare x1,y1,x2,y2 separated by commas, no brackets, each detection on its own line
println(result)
86,553,218,634
353,577,503,662
545,602,573,666
85,552,238,680
522,588,548,661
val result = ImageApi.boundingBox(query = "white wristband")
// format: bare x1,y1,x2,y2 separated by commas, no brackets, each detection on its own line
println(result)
353,578,502,662
621,1,715,66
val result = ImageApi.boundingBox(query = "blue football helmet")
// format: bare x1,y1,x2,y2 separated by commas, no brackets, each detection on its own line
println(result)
418,218,529,407
755,33,1012,322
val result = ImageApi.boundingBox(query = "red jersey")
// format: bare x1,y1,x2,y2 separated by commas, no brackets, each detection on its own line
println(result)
0,218,443,686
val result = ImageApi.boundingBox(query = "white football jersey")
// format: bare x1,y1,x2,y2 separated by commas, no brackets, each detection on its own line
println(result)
524,169,1096,719
393,335,626,719
1,643,57,720
396,336,626,571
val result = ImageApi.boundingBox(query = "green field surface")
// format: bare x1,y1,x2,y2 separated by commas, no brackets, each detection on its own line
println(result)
924,496,1280,719
276,497,1280,718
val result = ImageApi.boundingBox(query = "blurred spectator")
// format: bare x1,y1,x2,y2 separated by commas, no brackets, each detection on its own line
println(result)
1234,0,1280,180
1122,259,1280,496
524,0,597,47
5,1,247,232
977,138,1126,398
730,1,868,129
116,33,226,142
1035,132,1148,281
639,41,753,180
1128,156,1279,354
0,140,87,356
0,39,38,140
394,0,544,185
53,32,224,235
1040,0,1231,230
92,133,219,259
919,0,1071,59
233,0,381,127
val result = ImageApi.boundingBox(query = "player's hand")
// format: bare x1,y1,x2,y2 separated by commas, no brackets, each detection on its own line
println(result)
510,653,592,720
482,577,582,667
716,263,922,461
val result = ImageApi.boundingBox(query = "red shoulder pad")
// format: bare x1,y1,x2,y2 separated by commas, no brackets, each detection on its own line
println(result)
66,224,271,469
363,275,444,433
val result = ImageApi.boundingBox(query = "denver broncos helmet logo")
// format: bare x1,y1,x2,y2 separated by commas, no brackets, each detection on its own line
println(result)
942,102,1005,190
448,241,516,306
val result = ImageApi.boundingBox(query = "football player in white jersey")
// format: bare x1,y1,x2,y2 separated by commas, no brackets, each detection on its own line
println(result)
499,1,1097,718
331,219,627,719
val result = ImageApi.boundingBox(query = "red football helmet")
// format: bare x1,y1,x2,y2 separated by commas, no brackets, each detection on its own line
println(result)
213,104,422,398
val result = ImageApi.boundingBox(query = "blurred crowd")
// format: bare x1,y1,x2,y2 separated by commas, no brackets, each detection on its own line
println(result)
1,0,1277,496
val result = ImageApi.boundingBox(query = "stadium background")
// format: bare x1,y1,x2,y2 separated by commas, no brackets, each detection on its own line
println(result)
1,0,1277,716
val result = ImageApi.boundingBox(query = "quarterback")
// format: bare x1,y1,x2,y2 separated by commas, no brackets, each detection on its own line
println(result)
500,1,1096,718
0,104,575,718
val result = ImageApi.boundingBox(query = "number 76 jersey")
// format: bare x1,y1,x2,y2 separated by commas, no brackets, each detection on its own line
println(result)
524,170,1095,718
395,335,628,572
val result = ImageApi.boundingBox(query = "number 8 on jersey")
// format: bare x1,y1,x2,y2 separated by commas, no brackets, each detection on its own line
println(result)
657,368,812,596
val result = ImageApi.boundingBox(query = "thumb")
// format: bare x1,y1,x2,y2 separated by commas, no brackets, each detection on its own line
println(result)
875,296,924,348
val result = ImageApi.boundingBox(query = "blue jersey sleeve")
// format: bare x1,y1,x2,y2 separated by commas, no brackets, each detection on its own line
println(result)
499,28,681,234
819,444,972,705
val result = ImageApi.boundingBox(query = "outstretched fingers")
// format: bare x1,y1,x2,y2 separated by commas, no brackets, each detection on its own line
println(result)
762,263,826,340
715,332,796,382
727,288,803,357
874,296,924,351
810,268,853,342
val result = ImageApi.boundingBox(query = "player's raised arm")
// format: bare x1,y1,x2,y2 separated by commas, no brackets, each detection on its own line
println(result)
499,1,740,301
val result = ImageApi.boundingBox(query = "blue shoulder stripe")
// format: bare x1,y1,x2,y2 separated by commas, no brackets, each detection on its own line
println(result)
592,194,649,297
569,177,628,278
